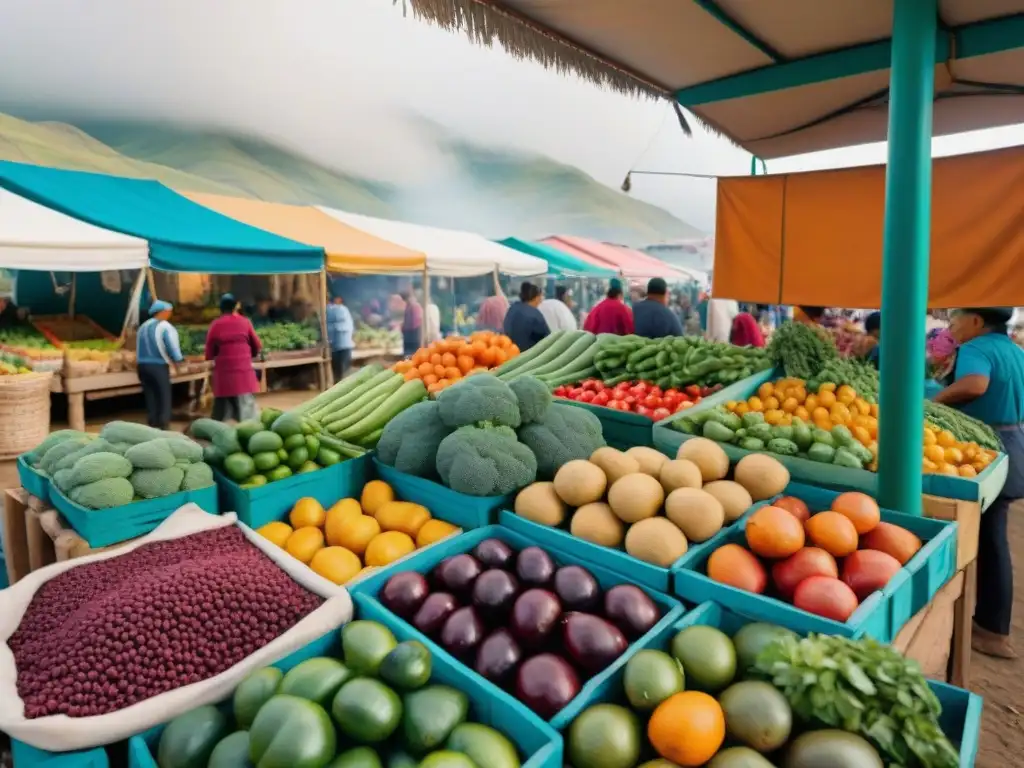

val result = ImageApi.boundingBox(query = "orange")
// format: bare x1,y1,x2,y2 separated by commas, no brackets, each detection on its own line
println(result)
256,520,292,548
958,464,978,478
333,514,381,556
648,692,725,766
456,354,475,374
416,519,459,548
831,492,881,535
289,497,326,529
747,396,763,412
757,382,774,399
745,505,806,559
361,480,395,516
285,526,325,564
375,501,431,537
804,511,859,557
325,498,363,546
365,531,416,567
706,544,767,594
309,546,362,585
817,390,837,409
836,384,857,405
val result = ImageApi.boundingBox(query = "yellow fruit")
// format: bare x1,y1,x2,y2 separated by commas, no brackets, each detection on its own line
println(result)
332,514,381,556
793,406,810,422
309,546,363,585
958,465,978,478
365,531,416,567
757,382,774,399
734,402,750,416
781,397,799,414
870,403,880,418
804,394,819,412
817,390,837,409
836,385,857,405
746,396,764,412
416,519,459,548
764,409,784,425
290,497,326,529
812,406,830,424
725,400,739,412
829,403,852,424
763,396,780,411
361,480,395,517
853,398,871,416
922,458,938,472
937,430,956,448
285,526,325,564
325,499,363,546
375,501,432,537
852,425,871,445
257,521,293,548
944,447,964,466
818,382,837,394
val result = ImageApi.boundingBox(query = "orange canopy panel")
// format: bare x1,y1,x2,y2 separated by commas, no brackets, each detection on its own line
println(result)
182,192,425,274
540,235,688,280
713,145,1024,309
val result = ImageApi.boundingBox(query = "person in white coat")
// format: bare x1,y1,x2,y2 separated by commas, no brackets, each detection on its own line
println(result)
706,297,740,343
538,286,578,333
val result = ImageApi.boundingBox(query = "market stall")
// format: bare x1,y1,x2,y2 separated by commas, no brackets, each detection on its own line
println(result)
499,237,617,317
0,161,322,427
539,235,696,282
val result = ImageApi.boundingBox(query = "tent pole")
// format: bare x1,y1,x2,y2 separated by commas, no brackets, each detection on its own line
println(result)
421,267,430,347
319,268,332,388
146,268,158,301
492,265,501,296
119,269,147,343
876,0,936,515
68,274,77,319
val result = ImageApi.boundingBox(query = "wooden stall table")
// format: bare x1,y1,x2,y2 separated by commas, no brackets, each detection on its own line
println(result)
255,348,329,393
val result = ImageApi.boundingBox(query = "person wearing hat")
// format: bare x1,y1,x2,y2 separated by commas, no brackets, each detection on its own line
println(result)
205,293,262,423
937,307,1024,658
633,278,683,339
136,300,184,429
583,278,634,336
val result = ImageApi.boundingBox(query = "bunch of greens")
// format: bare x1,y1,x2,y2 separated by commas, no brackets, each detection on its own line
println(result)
256,322,320,351
925,400,1002,452
754,633,960,768
809,357,880,402
177,326,208,357
767,321,839,380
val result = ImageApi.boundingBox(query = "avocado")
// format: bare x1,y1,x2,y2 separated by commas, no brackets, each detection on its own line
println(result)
223,452,256,483
327,746,384,768
402,686,469,755
732,623,797,672
670,625,737,693
232,667,283,729
784,730,883,768
207,731,254,768
332,678,402,744
342,620,397,676
719,681,792,753
279,657,353,709
445,723,519,768
248,430,284,454
235,420,265,448
379,641,432,691
567,704,640,768
708,746,775,767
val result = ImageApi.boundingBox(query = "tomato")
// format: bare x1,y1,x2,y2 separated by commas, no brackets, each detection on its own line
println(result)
664,388,680,399
553,386,567,397
582,379,600,392
629,384,648,398
615,381,631,392
593,391,610,406
579,390,596,403
684,385,702,398
622,395,637,406
636,405,652,418
648,385,662,396
642,395,662,409
693,396,703,404
569,387,584,399
652,407,671,421
676,401,695,412
608,400,628,411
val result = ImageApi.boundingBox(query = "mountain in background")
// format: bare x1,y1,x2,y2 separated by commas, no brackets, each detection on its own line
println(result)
0,111,704,245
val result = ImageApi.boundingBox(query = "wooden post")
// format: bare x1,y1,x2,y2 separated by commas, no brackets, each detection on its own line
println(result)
492,265,501,296
119,269,147,343
421,267,430,347
68,274,77,319
145,268,158,301
319,268,332,389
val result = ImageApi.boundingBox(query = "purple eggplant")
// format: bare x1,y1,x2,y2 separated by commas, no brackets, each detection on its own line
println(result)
510,589,561,649
434,554,483,597
515,547,555,588
603,585,660,639
473,538,515,570
412,592,458,636
553,565,602,612
475,628,522,686
471,569,520,623
380,572,430,619
440,606,485,659
562,612,628,674
515,654,580,719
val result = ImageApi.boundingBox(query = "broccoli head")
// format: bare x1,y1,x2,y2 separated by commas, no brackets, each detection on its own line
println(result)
376,400,453,479
436,374,521,429
435,426,537,496
507,376,552,424
517,402,606,479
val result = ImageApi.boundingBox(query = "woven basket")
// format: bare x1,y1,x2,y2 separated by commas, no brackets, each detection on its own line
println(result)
64,359,109,378
0,372,53,460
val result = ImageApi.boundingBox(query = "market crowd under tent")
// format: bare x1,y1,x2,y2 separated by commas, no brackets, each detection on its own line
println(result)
713,143,1024,309
498,237,618,279
539,235,693,281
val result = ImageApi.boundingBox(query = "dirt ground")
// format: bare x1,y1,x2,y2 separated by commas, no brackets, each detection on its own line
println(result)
0,389,1020,765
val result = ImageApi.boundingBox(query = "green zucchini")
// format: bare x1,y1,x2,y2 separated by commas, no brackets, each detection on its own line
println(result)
336,380,428,441
516,334,597,379
300,364,381,417
492,330,573,377
324,389,393,433
317,369,401,420
321,374,403,425
496,331,585,379
316,433,368,459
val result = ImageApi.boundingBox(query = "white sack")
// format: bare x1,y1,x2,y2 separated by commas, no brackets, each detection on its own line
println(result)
0,504,352,752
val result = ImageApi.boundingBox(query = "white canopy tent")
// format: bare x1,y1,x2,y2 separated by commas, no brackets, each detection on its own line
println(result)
0,189,148,271
317,207,546,277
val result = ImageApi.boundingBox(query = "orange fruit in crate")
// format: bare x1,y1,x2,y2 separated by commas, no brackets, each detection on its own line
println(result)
416,519,459,548
804,511,859,557
361,480,395,517
333,515,381,556
706,544,767,594
325,499,363,546
309,546,362,585
831,492,880,534
860,522,922,565
745,506,805,559
365,531,416,567
289,497,326,529
285,526,325,564
648,692,725,766
257,521,292,548
375,501,431,537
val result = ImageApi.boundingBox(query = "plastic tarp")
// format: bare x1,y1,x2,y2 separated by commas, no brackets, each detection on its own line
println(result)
0,161,322,274
0,189,148,271
318,207,546,277
713,144,1024,308
540,235,690,280
498,237,616,278
184,192,426,274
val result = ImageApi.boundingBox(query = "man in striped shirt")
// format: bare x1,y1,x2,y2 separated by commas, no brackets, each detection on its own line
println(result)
136,300,184,428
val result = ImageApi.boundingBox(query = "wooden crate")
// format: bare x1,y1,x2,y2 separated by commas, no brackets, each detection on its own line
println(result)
923,493,980,570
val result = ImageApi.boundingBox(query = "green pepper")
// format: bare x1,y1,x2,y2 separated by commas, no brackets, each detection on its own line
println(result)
738,437,766,451
792,418,813,451
832,447,864,469
702,420,736,443
811,428,835,447
831,425,857,448
807,443,836,463
747,423,774,442
772,424,795,441
767,438,799,456
741,412,765,428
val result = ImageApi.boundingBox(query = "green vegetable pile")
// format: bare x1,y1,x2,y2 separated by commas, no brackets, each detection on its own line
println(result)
754,633,961,768
177,325,207,357
191,408,367,489
256,321,321,351
24,422,214,509
767,321,840,380
809,357,880,402
0,327,57,350
494,330,602,387
376,373,605,494
62,339,121,351
672,407,873,468
595,334,772,389
157,620,523,768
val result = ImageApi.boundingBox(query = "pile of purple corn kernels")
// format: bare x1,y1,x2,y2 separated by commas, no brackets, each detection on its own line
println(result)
9,526,323,718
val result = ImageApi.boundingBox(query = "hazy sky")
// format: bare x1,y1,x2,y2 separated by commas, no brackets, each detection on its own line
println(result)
1,0,1023,232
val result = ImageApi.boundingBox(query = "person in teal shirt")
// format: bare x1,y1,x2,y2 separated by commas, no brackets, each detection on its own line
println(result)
936,307,1024,658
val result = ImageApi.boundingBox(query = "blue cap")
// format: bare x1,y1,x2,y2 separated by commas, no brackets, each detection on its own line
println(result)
221,293,236,303
149,300,173,315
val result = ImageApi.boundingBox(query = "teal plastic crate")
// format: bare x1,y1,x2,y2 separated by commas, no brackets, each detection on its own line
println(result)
352,524,685,727
214,453,370,528
16,456,48,503
497,495,776,594
373,457,509,529
558,398,653,450
127,598,562,768
669,602,981,768
673,482,957,642
49,484,219,548
652,370,1009,508
11,740,108,768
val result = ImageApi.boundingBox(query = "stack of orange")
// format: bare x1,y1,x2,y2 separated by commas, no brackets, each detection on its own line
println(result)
393,331,520,394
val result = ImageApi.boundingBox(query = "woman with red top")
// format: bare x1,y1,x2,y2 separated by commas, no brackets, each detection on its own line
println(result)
730,312,765,347
205,293,262,422
583,279,634,336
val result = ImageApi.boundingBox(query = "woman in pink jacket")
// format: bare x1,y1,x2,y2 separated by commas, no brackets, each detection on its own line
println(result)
205,293,262,422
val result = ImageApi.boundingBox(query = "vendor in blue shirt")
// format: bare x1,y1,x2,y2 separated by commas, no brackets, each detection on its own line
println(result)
936,307,1024,658
634,278,684,339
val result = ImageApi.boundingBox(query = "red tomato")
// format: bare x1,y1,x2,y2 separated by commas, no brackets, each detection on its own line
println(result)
622,395,637,406
608,400,628,411
593,381,606,392
579,390,596,403
652,407,671,421
582,379,600,392
569,387,584,399
636,405,652,418
553,386,567,397
684,385,701,398
648,386,662,397
664,388,680,399
629,384,648,398
615,381,631,392
693,396,703,404
642,395,662,409
593,391,610,406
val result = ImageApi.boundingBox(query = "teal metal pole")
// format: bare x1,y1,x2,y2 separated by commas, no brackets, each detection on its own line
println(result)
877,0,937,515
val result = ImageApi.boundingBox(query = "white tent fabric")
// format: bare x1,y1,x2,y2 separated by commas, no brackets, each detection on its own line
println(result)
318,207,545,277
0,189,148,271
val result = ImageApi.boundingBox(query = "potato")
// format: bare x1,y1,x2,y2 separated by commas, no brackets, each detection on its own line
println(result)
625,517,688,567
553,460,608,506
607,473,664,523
625,446,668,477
734,454,790,501
514,482,566,526
702,480,754,522
590,447,641,485
571,502,625,548
664,487,725,542
677,437,729,482
660,459,703,494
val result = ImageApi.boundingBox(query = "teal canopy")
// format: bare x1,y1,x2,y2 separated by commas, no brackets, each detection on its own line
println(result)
0,161,323,274
499,237,617,278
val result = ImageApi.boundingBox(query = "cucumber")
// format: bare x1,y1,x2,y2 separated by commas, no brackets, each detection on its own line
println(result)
336,380,428,442
498,331,590,380
513,333,596,379
322,374,403,426
324,389,393,433
298,364,381,417
493,330,579,378
317,369,401,420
